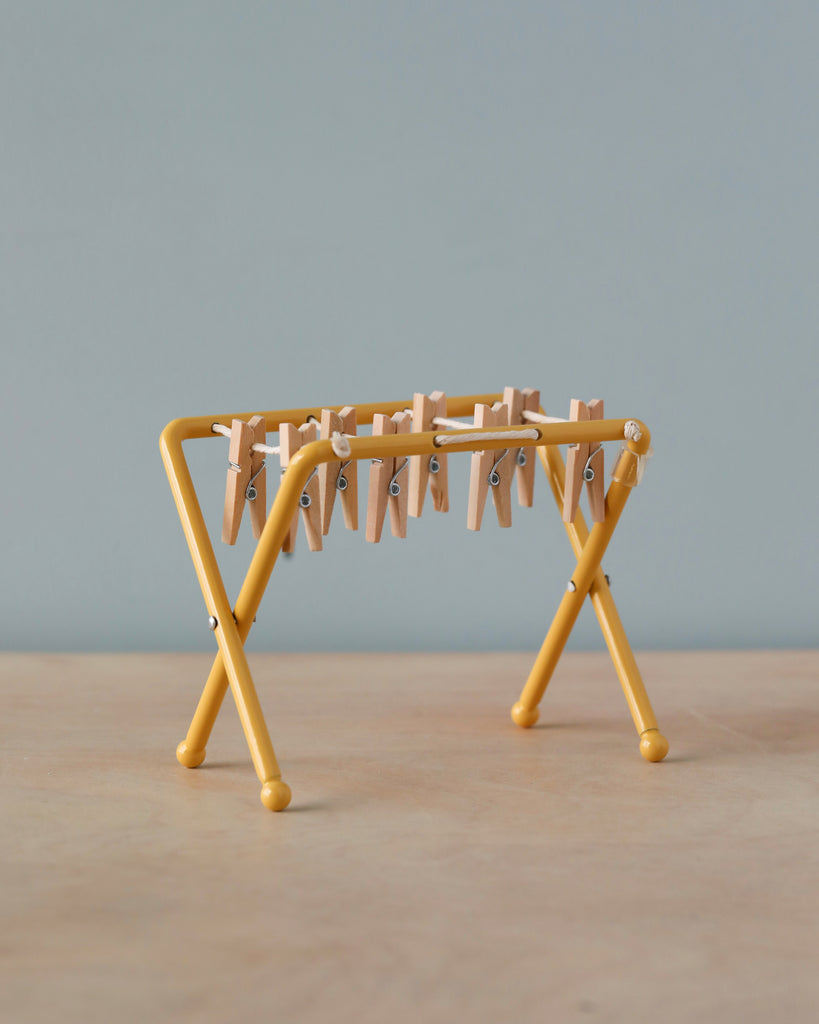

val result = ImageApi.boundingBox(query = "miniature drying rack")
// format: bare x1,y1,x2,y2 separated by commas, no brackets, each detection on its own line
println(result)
160,392,668,812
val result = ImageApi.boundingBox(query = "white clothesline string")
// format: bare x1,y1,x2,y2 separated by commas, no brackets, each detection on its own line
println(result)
211,422,280,454
211,422,351,458
623,420,643,442
435,428,539,447
520,410,570,425
433,413,569,430
430,416,474,430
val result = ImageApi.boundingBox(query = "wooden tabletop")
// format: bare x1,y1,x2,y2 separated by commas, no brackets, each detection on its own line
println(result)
2,651,817,1023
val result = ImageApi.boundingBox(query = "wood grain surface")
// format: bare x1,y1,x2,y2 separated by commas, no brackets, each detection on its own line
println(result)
1,651,817,1023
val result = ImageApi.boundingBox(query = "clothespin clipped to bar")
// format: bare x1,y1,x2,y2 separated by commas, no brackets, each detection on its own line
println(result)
366,411,411,543
503,387,540,507
279,421,322,552
408,391,449,517
222,415,267,545
318,407,358,534
563,399,605,523
467,401,513,531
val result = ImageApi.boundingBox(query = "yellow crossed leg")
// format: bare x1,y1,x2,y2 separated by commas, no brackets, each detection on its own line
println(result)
512,434,669,762
160,421,322,810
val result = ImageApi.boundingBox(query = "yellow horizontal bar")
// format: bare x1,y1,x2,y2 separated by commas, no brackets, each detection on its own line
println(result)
281,419,645,480
160,394,504,445
162,406,651,458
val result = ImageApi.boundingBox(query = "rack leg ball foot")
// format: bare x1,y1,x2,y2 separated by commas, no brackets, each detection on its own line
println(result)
177,741,206,768
261,779,292,812
511,702,540,728
639,729,669,763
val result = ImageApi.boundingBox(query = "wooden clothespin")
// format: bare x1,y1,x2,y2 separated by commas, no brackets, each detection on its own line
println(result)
279,420,322,552
467,401,513,531
366,411,411,543
503,387,540,507
563,399,605,523
318,407,358,534
389,411,411,538
408,391,449,518
222,415,267,545
585,399,605,522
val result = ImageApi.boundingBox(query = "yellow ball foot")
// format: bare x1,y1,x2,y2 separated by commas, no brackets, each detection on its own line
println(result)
260,779,292,812
511,702,539,728
639,730,669,763
176,741,206,768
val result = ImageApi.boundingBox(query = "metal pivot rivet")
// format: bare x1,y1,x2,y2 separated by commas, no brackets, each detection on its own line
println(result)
567,581,577,593
517,450,527,467
488,470,500,487
389,481,401,496
429,456,440,474
207,615,218,630
299,493,311,508
337,475,348,491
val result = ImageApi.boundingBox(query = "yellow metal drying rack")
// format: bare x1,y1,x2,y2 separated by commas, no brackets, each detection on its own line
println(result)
160,393,668,812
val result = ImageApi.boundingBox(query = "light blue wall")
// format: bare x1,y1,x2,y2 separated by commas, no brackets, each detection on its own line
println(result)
2,2,816,651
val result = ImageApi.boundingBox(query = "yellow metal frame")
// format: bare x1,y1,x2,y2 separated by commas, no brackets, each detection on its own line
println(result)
160,393,668,812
